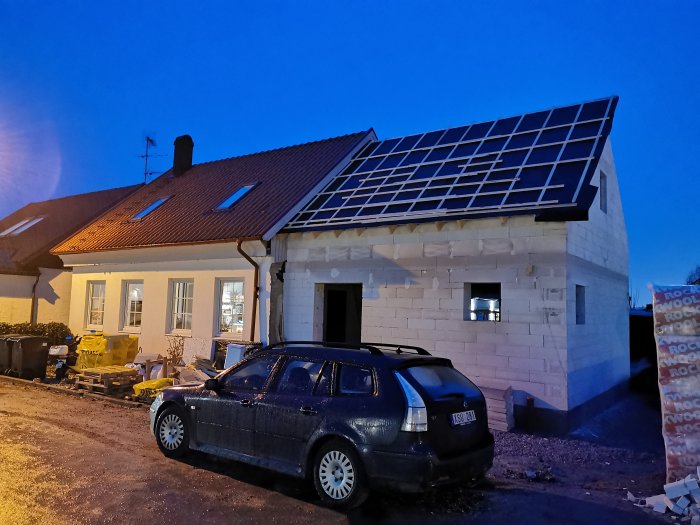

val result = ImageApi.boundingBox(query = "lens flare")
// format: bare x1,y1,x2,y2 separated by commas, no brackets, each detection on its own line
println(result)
0,104,61,217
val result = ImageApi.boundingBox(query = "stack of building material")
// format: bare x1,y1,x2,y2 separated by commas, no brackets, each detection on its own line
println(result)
481,386,514,431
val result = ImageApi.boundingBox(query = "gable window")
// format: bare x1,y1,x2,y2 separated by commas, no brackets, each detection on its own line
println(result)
86,281,106,328
599,171,608,213
170,280,194,332
575,285,586,325
122,281,144,331
216,184,255,210
0,217,43,237
131,197,169,221
217,279,244,336
464,283,501,321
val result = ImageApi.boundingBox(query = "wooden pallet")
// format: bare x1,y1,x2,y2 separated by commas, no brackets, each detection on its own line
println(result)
76,366,141,395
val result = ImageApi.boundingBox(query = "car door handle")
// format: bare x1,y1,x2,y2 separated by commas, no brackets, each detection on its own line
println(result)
299,406,317,416
239,399,254,408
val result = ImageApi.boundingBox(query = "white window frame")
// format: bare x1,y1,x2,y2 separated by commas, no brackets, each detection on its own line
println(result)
86,281,106,330
169,279,194,334
121,280,144,333
216,279,245,337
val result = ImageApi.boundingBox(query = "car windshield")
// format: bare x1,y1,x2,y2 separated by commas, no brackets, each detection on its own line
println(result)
401,365,480,399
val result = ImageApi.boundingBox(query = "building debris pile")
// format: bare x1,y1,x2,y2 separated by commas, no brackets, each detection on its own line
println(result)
632,469,700,522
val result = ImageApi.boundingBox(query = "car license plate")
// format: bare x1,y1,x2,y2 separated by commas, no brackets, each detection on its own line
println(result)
450,410,476,426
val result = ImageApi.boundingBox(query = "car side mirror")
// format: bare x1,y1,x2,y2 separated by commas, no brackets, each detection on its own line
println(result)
204,378,220,391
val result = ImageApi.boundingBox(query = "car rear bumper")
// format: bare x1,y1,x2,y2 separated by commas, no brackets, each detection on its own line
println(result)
366,433,494,492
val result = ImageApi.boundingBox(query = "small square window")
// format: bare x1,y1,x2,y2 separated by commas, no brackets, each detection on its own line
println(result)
338,365,374,396
576,285,586,325
465,283,501,322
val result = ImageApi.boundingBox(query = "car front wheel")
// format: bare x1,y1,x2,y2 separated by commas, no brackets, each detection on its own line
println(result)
313,440,368,509
155,406,189,457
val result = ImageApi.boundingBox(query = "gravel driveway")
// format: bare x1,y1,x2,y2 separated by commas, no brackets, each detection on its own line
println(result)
0,378,669,524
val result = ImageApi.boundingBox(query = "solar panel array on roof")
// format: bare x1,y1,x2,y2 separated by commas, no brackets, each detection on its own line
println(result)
286,97,618,231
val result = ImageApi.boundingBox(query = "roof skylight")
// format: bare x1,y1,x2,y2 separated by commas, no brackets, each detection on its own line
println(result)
131,197,169,221
216,184,255,210
0,216,44,237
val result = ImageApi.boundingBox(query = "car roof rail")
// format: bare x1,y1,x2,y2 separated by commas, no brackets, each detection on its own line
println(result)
262,340,431,357
360,342,432,356
263,340,389,356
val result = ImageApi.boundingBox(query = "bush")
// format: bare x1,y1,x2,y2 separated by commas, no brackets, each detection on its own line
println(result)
0,322,73,345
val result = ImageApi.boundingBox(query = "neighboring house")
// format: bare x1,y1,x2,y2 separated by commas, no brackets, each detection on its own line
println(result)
278,96,628,431
0,185,141,325
51,132,373,362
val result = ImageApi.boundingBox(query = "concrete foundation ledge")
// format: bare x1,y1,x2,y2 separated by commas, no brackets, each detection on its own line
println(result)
0,374,148,410
514,380,630,436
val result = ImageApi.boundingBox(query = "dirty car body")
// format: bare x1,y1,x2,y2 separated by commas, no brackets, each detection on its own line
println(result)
150,342,494,506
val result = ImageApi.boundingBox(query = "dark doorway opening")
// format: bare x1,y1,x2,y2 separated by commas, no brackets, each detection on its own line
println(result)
323,284,362,345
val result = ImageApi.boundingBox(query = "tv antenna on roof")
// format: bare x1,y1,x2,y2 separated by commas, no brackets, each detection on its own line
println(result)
138,136,167,183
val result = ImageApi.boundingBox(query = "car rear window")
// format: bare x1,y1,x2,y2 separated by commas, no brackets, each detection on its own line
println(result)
402,365,479,398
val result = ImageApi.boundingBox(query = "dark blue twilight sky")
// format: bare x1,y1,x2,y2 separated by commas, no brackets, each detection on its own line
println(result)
0,1,698,301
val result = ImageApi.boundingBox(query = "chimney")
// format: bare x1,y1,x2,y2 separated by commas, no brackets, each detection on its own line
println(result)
172,135,194,177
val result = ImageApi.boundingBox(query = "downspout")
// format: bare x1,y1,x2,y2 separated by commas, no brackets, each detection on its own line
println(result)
237,240,259,343
30,272,40,327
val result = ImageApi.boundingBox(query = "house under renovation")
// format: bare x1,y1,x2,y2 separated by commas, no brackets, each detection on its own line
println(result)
52,96,628,431
278,96,628,431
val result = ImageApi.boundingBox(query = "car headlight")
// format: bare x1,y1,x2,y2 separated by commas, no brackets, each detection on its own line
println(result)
150,393,164,412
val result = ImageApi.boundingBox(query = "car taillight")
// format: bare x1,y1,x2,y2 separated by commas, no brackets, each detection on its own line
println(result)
394,372,428,432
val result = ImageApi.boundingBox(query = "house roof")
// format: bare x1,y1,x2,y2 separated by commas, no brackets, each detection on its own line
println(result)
285,96,618,232
0,185,142,274
52,131,371,255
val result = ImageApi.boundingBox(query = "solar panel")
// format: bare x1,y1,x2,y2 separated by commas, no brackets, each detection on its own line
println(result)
286,97,618,231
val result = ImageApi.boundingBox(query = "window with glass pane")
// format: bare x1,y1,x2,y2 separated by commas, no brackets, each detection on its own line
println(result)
87,282,106,327
171,280,194,331
218,280,244,335
124,282,143,329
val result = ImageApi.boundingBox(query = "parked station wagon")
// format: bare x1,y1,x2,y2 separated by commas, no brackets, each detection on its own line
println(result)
150,342,494,508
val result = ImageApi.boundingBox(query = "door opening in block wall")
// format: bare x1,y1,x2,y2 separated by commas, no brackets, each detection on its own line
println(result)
321,284,362,345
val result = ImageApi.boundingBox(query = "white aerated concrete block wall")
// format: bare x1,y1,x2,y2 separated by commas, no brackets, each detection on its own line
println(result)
566,139,630,408
283,216,572,411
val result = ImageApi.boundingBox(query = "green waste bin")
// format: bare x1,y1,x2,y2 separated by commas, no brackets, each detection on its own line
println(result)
10,336,50,380
0,334,21,374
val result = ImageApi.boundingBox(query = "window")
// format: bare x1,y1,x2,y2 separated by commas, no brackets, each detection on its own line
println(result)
216,184,255,210
576,285,586,325
122,281,144,330
273,359,324,395
170,280,194,332
338,364,374,395
0,217,43,237
86,281,106,328
465,283,501,321
599,171,608,213
130,197,169,221
221,355,279,392
217,280,244,335
402,365,479,399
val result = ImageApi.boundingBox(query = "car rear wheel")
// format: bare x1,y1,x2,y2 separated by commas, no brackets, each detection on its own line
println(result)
155,406,189,457
313,440,368,509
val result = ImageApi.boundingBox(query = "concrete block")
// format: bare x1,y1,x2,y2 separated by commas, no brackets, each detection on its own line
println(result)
495,345,530,358
665,480,690,499
509,357,546,372
350,246,372,260
477,354,508,368
396,287,424,299
495,368,530,382
408,318,436,330
435,340,466,353
423,309,451,320
424,243,450,258
395,243,423,259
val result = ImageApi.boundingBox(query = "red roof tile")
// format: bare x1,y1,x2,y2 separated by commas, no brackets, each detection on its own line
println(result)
0,185,142,273
52,131,370,254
